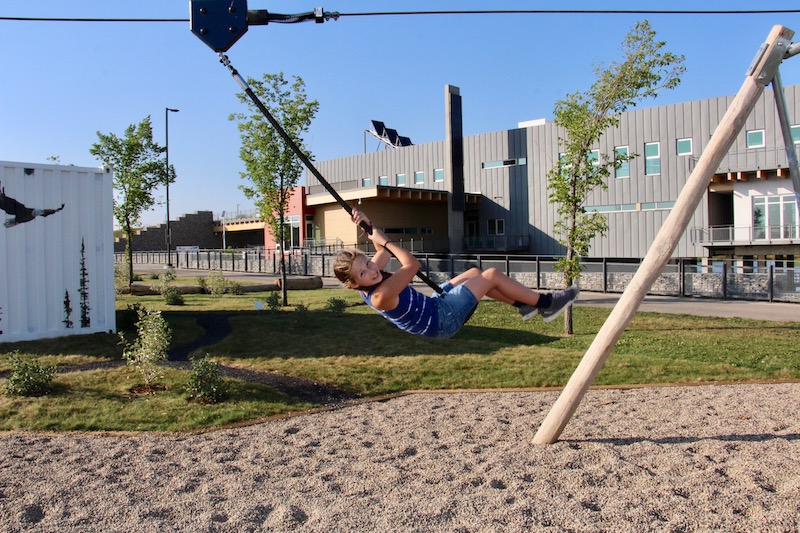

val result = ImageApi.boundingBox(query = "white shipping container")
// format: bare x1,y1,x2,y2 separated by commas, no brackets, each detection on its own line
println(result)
0,161,116,342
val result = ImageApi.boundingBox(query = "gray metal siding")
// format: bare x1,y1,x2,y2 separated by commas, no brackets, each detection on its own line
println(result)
310,85,798,259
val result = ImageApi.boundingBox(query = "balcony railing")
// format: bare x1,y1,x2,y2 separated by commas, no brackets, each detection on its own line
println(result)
691,225,799,245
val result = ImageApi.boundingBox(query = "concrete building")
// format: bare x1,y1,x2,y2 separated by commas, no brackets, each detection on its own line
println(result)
305,84,800,264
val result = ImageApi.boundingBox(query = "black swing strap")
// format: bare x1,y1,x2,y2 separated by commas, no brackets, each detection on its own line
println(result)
218,53,444,294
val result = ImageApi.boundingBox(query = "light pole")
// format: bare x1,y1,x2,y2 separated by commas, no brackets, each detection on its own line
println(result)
165,107,179,268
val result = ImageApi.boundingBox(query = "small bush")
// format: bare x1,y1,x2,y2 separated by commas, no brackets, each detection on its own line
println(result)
114,261,130,290
3,351,55,397
264,291,281,310
227,281,244,295
185,354,228,404
206,270,229,296
163,287,185,306
195,276,207,291
120,307,171,389
325,297,348,315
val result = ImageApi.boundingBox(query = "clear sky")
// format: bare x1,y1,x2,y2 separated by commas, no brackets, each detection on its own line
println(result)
2,1,799,227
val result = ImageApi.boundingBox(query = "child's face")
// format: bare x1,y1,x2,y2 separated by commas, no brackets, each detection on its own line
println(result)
349,254,383,288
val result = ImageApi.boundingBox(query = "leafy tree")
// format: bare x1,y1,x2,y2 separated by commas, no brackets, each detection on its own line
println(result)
547,20,685,334
90,116,170,288
229,72,319,306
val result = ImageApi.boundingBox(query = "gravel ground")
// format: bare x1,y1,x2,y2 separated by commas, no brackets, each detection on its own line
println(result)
1,382,799,532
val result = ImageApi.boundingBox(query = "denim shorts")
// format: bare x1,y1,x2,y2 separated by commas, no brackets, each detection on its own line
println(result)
430,281,479,338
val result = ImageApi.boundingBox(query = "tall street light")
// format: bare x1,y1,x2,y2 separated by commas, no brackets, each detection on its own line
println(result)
165,107,179,268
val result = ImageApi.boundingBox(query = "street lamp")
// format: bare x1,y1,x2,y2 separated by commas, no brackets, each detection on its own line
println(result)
165,107,179,268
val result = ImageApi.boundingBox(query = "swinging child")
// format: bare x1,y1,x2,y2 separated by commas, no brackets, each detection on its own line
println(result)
334,209,579,339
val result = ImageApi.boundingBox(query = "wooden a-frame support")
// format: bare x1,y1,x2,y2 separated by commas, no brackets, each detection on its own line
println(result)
533,25,797,445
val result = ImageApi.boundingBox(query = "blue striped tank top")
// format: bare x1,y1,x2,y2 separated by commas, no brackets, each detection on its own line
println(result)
361,285,439,337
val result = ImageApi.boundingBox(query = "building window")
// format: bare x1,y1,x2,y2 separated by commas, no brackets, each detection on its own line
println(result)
587,150,599,166
586,202,675,213
791,125,800,144
362,177,372,187
279,215,301,249
305,215,315,242
746,129,765,148
481,158,526,169
614,146,630,178
676,138,693,156
378,175,388,186
488,218,505,236
434,168,445,182
640,201,676,210
414,171,425,184
396,173,406,186
753,195,798,239
644,142,660,175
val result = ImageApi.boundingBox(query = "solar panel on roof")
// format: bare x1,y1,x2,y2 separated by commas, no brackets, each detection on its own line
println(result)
371,120,386,136
384,128,399,144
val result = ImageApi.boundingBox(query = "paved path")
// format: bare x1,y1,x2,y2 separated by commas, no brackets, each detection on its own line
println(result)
134,265,799,323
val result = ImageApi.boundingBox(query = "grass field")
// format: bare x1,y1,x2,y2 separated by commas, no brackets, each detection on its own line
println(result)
0,287,798,432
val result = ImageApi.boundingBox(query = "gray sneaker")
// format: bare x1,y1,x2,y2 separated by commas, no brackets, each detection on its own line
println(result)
540,285,580,322
518,305,538,321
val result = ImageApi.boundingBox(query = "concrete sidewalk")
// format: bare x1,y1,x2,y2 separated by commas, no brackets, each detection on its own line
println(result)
133,265,799,322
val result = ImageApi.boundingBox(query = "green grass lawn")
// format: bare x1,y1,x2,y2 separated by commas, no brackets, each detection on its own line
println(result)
0,288,798,432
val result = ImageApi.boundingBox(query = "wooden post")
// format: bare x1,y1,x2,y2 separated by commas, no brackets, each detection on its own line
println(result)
533,25,795,444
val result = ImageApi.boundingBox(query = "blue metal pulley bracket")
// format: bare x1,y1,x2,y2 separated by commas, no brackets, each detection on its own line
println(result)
190,0,249,53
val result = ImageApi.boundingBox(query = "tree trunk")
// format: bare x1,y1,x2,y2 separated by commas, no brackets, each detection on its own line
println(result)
564,193,577,335
125,224,134,290
279,216,288,307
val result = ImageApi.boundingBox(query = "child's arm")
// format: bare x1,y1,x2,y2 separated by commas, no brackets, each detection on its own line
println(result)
351,210,421,311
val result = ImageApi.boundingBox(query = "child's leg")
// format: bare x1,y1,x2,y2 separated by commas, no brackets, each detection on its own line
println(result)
454,268,542,306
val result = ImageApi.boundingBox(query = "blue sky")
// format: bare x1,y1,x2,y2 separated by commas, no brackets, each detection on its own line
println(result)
2,1,799,227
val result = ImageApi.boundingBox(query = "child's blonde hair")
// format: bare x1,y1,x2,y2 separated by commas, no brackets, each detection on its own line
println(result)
333,249,364,289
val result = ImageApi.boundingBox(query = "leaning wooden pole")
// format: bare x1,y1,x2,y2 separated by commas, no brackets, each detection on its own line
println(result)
533,25,794,445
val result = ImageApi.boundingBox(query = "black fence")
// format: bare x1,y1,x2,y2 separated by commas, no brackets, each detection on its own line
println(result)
118,250,800,304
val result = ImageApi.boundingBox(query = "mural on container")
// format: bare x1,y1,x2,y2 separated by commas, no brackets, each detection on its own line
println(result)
79,239,91,328
0,162,115,343
63,291,74,329
1,181,65,228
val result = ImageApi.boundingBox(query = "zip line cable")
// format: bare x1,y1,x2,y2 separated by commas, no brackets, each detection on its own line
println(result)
3,8,800,23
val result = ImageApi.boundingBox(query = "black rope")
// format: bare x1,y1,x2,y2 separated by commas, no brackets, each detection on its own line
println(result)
3,8,800,23
218,53,444,294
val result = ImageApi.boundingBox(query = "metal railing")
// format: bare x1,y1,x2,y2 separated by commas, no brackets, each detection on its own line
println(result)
691,224,800,244
117,251,800,304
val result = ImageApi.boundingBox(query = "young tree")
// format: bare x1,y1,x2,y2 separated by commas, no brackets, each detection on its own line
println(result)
229,72,319,306
547,20,685,334
90,116,170,288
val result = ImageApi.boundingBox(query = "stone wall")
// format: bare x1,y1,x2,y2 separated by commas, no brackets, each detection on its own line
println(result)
114,211,222,252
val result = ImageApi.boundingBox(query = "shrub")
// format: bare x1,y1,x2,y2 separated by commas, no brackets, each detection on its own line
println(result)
195,276,207,291
206,270,229,296
120,307,171,389
227,281,244,295
3,351,55,397
185,354,228,404
264,291,281,310
325,297,348,315
163,287,185,306
114,260,130,290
